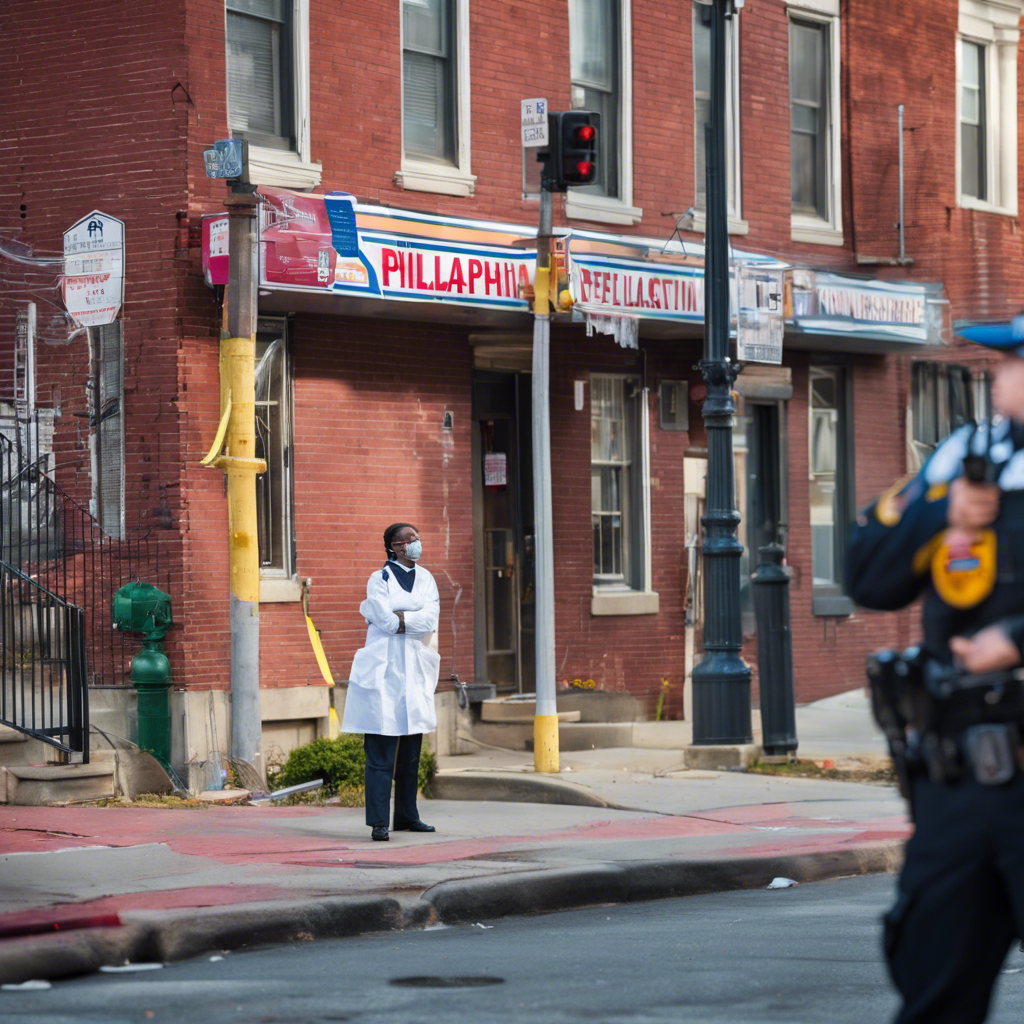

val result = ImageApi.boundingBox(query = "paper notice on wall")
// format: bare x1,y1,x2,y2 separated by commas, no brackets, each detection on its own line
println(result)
484,453,508,487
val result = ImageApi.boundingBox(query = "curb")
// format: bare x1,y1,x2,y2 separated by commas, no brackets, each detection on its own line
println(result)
430,770,619,808
0,841,904,985
421,840,905,924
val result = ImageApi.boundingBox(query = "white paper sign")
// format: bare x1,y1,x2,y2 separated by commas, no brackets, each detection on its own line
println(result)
521,98,549,147
484,452,508,487
63,211,125,328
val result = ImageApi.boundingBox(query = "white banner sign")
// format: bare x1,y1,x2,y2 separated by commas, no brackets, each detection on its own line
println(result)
521,98,549,147
63,211,125,328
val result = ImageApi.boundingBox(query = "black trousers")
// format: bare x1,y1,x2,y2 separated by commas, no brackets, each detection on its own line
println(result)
363,732,422,828
886,772,1024,1023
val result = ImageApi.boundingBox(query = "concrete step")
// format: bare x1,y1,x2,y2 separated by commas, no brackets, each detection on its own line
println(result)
0,725,64,767
480,691,642,724
466,719,692,753
1,762,115,805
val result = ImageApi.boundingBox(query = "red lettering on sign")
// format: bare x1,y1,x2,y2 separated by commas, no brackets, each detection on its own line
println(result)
448,259,466,293
382,249,399,287
484,262,501,296
468,259,483,292
435,255,447,291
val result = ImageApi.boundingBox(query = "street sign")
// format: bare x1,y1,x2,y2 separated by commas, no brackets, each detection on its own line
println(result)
736,264,784,364
521,98,549,147
62,211,125,328
204,139,247,179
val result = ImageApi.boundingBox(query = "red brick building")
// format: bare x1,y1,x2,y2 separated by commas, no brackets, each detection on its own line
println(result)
1,0,1021,768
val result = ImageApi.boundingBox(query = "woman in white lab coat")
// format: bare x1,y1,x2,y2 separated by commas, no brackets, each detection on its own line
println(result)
342,523,441,841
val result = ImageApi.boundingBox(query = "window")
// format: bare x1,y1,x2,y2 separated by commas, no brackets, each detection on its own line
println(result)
225,0,320,189
960,40,987,200
91,323,124,540
591,375,657,614
788,5,842,244
734,402,784,633
403,0,455,164
692,2,744,230
397,0,474,197
809,365,853,614
566,0,641,225
255,319,294,582
911,361,975,453
956,0,1022,216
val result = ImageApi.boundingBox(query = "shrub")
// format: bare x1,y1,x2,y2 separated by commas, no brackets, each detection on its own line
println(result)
270,735,437,797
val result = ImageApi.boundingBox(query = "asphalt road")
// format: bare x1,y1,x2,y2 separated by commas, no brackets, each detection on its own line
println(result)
4,874,1024,1024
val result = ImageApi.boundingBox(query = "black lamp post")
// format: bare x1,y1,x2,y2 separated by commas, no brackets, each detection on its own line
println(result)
691,0,752,745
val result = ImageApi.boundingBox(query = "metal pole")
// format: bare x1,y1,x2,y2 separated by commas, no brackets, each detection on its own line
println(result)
897,104,906,264
691,0,752,745
532,187,559,773
224,191,264,774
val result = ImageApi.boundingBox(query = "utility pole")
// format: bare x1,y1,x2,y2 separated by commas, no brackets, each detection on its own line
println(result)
202,139,267,776
532,186,558,773
690,0,752,745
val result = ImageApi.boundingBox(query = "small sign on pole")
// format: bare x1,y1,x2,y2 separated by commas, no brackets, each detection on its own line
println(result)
736,265,785,365
521,98,549,148
62,211,125,328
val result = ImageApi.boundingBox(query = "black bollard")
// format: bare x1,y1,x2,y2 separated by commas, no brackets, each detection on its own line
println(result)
751,541,798,756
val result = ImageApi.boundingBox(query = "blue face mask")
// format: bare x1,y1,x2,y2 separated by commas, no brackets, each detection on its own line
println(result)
404,540,422,562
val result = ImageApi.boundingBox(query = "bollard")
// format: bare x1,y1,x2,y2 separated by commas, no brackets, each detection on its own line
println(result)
751,542,798,756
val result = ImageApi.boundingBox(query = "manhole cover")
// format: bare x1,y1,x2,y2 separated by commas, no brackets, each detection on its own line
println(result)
390,976,505,989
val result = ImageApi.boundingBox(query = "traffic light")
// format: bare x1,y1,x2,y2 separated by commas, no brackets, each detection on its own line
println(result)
542,111,600,192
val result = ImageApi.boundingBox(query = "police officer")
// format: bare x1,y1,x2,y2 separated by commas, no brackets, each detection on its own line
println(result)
847,326,1024,1024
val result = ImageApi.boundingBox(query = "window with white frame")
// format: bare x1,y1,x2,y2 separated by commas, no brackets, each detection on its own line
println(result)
567,0,641,226
225,0,320,189
255,319,294,580
692,1,743,228
788,3,842,244
590,376,656,614
957,0,1022,215
398,0,475,197
809,365,854,614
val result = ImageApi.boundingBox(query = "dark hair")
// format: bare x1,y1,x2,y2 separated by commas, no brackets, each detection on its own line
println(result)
383,522,416,559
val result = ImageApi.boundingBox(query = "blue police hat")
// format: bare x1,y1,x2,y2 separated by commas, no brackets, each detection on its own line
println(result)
957,315,1024,356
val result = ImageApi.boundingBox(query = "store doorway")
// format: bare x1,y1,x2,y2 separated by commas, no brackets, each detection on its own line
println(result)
471,370,535,694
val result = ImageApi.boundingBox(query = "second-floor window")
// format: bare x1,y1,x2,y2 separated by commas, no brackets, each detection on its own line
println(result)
227,0,295,151
692,2,741,222
570,0,620,199
403,0,457,165
960,39,987,201
788,2,841,243
956,0,1020,214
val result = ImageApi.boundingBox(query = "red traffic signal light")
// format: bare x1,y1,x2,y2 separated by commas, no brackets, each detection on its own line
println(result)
541,111,600,191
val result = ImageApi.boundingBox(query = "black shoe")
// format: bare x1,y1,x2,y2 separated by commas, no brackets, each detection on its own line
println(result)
393,820,435,832
371,826,389,841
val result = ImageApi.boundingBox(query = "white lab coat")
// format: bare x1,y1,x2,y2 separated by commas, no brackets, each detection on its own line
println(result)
342,562,441,736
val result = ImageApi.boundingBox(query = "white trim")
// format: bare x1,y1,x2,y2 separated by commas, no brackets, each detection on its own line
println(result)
788,9,843,242
397,0,475,197
565,192,642,226
248,147,322,191
956,1,1021,216
689,210,750,236
566,0,641,224
591,588,660,616
788,0,839,14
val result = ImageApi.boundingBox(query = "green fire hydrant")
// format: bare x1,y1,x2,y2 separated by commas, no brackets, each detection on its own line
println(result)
112,581,173,768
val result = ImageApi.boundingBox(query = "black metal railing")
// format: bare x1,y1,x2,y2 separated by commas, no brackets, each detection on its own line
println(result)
0,562,88,760
0,413,164,759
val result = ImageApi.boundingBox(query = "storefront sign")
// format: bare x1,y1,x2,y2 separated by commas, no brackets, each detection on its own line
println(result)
786,270,935,344
211,188,945,349
62,210,125,328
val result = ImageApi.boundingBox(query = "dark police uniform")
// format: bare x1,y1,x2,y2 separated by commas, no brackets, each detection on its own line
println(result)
847,417,1024,1024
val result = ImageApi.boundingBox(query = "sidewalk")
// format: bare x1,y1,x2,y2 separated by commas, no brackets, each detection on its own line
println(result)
0,689,906,983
